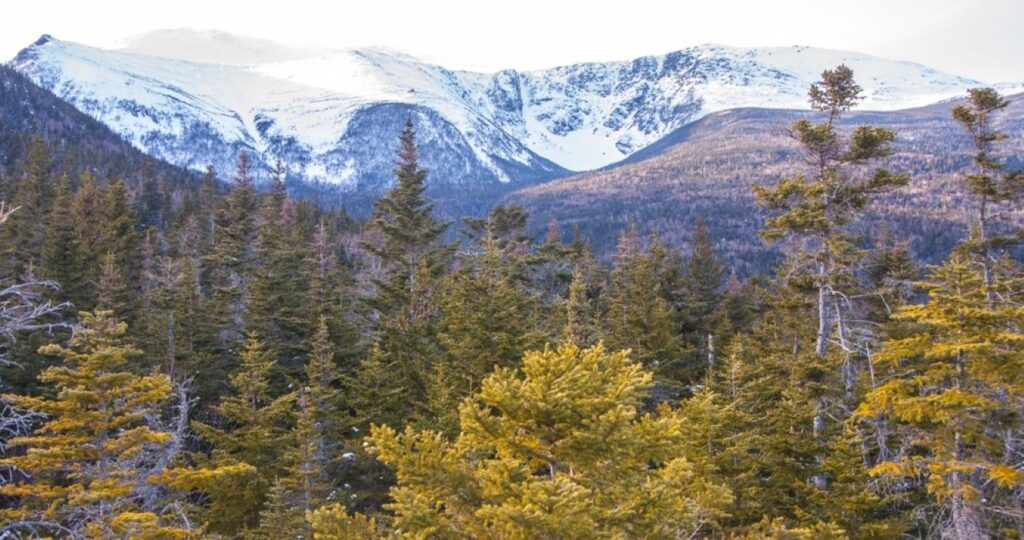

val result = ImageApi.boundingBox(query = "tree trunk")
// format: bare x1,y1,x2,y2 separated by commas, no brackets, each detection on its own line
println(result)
815,263,830,359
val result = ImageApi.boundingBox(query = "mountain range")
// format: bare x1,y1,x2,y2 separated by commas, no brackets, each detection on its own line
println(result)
3,29,1022,265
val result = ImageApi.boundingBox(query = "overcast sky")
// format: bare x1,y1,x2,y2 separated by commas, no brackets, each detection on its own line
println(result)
1,0,1021,82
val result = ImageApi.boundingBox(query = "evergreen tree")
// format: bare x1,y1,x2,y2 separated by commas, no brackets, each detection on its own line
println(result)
950,87,1024,295
96,179,142,321
351,120,451,431
680,219,726,367
207,151,259,347
855,256,1024,537
753,65,908,361
562,266,600,347
71,170,104,308
193,332,296,534
428,236,543,432
307,217,362,368
40,174,88,308
249,168,312,374
362,119,451,322
320,344,733,538
2,136,53,278
247,478,306,540
0,312,244,537
604,224,682,377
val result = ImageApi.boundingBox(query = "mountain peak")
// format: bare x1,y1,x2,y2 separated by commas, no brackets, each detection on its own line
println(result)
33,34,54,47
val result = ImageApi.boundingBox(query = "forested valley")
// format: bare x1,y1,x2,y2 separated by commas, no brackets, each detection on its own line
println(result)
0,66,1022,539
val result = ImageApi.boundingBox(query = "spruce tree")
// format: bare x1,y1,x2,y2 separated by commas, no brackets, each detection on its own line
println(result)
207,151,259,348
249,168,312,374
351,120,451,430
950,87,1023,295
753,64,908,361
429,236,543,432
0,312,244,537
70,171,103,308
320,344,733,538
193,332,296,534
247,478,306,540
96,179,141,322
362,119,451,322
680,219,726,367
3,136,53,278
40,174,88,308
855,256,1024,537
562,266,600,347
604,224,682,377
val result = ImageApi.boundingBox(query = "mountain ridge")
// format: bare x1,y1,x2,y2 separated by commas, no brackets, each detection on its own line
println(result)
9,30,1014,217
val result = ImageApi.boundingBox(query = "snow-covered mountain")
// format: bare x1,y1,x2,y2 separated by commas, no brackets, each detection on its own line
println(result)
7,30,1009,206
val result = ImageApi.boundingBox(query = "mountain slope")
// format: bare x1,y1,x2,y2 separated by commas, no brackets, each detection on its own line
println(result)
9,34,568,214
0,63,196,190
507,94,1024,273
7,30,1009,216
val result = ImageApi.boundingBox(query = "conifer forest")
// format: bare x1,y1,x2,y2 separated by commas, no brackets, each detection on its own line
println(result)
0,38,1023,539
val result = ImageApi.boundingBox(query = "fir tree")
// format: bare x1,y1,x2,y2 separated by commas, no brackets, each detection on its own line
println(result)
96,179,142,321
207,151,259,347
605,224,682,377
752,65,908,361
950,87,1024,295
461,203,531,253
249,167,312,374
70,170,104,307
428,236,543,432
40,174,88,308
855,256,1024,537
0,312,243,537
322,344,733,538
362,119,451,322
352,120,451,431
562,266,600,347
680,219,726,367
193,332,296,534
247,478,307,540
3,136,53,278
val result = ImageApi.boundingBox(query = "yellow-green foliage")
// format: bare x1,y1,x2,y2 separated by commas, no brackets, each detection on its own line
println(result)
856,256,1024,505
316,343,732,539
0,311,236,537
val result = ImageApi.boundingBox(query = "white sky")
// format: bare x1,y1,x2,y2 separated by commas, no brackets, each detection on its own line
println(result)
1,0,1021,82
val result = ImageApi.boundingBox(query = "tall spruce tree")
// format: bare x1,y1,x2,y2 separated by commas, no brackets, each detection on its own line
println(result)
207,151,259,347
680,220,726,368
249,167,312,374
362,119,451,322
351,120,451,429
3,136,53,278
950,88,1023,296
40,174,88,308
604,224,682,377
753,64,908,361
429,236,543,432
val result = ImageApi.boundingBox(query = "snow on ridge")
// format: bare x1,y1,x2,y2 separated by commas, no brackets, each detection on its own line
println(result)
8,32,1009,185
